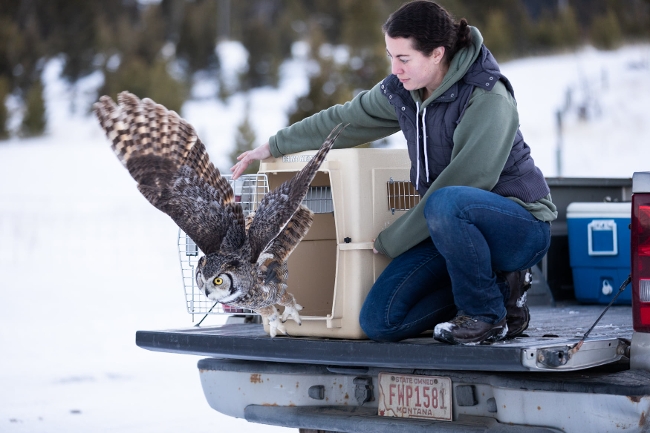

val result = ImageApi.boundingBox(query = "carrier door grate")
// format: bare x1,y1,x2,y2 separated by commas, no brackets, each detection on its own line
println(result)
387,178,420,214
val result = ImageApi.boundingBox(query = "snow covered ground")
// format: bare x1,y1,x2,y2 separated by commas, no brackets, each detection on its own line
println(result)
1,42,649,432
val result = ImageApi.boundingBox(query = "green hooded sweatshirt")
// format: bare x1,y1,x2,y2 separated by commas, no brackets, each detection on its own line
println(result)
268,27,557,258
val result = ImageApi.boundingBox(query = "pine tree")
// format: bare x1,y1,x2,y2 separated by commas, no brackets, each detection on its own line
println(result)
20,78,46,137
591,9,623,50
483,10,515,59
557,6,581,49
0,76,9,140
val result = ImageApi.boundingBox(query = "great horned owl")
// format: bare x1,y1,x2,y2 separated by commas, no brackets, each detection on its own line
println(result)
94,91,344,337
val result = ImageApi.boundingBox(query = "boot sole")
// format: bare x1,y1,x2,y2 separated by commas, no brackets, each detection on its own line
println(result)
434,323,508,345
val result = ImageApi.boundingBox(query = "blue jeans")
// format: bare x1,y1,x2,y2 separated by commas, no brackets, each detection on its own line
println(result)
359,186,551,342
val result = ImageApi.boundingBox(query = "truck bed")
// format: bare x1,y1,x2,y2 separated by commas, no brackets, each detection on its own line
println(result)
136,303,632,372
135,177,643,431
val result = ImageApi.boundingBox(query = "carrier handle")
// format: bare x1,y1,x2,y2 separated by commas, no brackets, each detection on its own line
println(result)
338,242,374,251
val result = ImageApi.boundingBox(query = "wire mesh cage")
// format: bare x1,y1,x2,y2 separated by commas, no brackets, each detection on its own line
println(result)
178,174,269,319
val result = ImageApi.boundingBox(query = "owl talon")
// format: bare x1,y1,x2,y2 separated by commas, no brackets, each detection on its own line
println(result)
268,320,285,337
281,303,303,326
267,308,287,338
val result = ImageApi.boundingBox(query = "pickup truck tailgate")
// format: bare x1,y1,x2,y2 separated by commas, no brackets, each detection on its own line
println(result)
136,304,632,372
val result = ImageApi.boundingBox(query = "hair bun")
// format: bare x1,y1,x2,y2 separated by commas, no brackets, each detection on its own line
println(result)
455,18,471,49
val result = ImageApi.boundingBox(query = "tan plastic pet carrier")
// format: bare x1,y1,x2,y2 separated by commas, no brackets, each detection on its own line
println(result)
259,147,418,339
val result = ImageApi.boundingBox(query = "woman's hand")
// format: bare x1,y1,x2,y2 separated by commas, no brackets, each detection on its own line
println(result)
230,142,272,180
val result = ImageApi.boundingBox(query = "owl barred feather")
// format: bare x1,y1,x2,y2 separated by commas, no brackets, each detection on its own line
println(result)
94,91,345,337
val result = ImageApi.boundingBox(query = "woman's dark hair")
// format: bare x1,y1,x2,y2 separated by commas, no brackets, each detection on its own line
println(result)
382,0,472,64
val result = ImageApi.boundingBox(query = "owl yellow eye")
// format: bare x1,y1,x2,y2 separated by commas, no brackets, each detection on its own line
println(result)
213,277,223,286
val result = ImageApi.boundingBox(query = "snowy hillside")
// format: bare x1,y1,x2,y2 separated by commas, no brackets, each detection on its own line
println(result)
1,42,649,433
502,44,650,178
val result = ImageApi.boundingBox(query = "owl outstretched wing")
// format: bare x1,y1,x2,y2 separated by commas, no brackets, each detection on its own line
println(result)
256,205,313,286
248,124,346,263
93,91,244,255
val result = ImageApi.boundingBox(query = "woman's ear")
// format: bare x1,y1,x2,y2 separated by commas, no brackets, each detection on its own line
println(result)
432,46,445,64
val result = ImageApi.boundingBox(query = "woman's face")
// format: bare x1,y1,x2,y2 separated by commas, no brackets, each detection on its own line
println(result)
385,35,446,97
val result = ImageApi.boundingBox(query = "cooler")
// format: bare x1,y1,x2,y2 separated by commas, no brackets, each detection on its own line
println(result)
567,202,631,304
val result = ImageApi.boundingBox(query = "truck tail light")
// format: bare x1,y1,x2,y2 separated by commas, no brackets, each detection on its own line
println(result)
632,192,650,332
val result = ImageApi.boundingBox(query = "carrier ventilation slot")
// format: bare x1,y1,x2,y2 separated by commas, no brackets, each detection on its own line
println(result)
387,178,420,214
303,186,333,214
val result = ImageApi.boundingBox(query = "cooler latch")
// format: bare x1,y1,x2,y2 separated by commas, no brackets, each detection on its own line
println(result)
588,219,618,256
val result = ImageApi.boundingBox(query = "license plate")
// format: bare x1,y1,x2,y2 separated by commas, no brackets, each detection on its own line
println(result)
377,372,452,421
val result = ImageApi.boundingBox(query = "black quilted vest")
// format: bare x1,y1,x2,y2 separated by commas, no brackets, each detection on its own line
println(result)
381,45,549,202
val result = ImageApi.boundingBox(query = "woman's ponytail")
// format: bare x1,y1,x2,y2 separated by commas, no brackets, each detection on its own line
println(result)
451,18,472,57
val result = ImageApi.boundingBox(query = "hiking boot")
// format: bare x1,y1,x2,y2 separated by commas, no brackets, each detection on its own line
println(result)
502,268,532,338
434,315,508,345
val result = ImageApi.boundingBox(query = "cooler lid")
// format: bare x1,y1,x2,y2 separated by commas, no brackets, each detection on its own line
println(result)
567,202,630,219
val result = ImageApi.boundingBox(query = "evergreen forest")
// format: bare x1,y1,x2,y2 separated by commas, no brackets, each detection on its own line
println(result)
1,0,649,143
